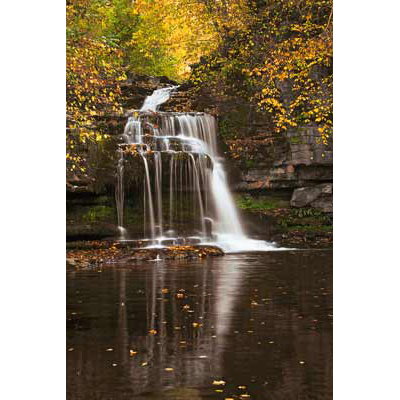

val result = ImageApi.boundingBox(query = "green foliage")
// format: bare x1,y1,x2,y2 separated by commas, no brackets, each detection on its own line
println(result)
278,206,332,230
82,205,114,222
236,195,289,211
285,224,332,232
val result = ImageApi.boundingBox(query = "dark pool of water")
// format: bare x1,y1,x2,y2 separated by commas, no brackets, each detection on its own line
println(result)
67,250,332,400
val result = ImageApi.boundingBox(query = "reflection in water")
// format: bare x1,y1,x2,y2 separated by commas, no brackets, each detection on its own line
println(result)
67,251,332,399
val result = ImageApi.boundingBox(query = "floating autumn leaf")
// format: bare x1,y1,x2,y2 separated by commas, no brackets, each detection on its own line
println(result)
212,380,226,386
149,329,157,335
129,350,137,356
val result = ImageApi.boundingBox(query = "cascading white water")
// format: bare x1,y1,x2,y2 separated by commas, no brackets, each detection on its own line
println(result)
141,86,179,112
115,86,279,252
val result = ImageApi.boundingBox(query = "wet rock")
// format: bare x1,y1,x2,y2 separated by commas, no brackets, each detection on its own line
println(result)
66,243,224,268
128,246,224,261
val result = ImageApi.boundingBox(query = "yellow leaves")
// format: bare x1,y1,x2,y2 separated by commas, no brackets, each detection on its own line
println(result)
148,329,157,335
212,380,226,386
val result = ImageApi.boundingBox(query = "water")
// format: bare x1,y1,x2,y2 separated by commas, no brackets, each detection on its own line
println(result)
67,250,332,399
115,87,279,252
141,86,179,112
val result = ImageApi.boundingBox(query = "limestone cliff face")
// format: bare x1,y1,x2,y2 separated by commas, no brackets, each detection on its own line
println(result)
66,75,332,211
163,84,333,213
66,75,332,241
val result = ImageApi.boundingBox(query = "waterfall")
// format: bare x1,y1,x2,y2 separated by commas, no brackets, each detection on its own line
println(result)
115,86,277,252
142,154,156,239
140,86,179,112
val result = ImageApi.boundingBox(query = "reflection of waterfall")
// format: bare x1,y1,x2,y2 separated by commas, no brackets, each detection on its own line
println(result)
109,257,246,394
213,257,246,338
121,260,222,393
115,86,278,252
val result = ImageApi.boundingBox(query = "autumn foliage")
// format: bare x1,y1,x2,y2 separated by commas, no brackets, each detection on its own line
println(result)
189,0,333,142
66,0,333,174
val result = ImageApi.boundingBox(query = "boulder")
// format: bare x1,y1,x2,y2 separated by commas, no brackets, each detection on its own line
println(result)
290,187,323,208
290,183,333,212
311,195,333,213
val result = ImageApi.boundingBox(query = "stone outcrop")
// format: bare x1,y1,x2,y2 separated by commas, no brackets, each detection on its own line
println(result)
66,241,224,268
290,183,333,213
